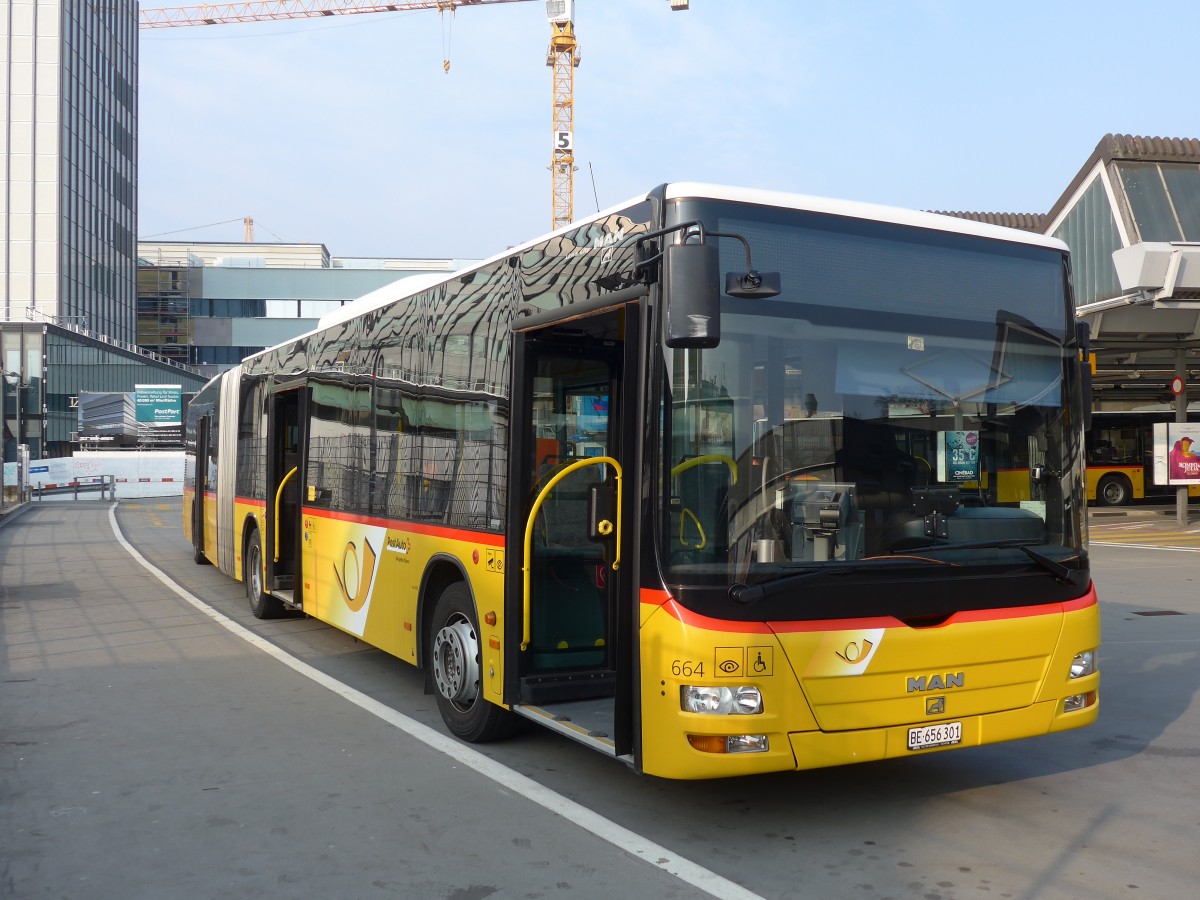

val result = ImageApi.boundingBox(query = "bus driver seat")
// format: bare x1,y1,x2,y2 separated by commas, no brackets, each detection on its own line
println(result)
835,419,921,556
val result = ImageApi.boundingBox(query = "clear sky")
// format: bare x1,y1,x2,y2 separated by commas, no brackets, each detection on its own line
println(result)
137,0,1199,261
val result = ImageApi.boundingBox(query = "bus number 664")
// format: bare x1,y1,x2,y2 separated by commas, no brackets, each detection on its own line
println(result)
672,659,704,677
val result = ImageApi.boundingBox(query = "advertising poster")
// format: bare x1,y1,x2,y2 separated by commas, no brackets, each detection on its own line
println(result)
135,384,182,425
136,384,183,445
1166,422,1200,484
944,430,980,482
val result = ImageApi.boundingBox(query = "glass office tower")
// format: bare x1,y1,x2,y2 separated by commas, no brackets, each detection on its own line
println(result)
2,0,142,467
2,0,138,340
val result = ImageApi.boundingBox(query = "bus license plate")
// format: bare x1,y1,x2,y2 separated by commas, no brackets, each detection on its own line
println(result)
907,721,962,751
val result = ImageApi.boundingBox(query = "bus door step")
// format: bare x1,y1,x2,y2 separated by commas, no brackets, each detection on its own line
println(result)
511,701,620,759
270,588,300,609
520,669,615,705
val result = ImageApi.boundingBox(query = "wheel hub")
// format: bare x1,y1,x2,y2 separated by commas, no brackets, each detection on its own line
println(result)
432,619,481,707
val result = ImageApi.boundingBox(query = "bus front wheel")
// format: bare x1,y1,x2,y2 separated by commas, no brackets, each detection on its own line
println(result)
429,582,517,743
1097,474,1132,507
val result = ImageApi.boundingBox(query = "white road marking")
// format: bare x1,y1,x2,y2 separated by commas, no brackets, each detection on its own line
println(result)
109,504,764,900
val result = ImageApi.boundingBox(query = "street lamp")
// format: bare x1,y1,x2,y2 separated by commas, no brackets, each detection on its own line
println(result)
2,369,24,507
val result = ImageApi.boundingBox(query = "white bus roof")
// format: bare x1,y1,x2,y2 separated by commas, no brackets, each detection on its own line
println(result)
249,182,1068,365
660,183,1069,253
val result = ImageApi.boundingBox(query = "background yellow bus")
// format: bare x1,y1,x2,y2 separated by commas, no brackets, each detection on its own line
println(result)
1085,409,1200,505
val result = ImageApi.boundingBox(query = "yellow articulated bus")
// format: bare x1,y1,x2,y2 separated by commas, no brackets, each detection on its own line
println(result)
183,183,1099,780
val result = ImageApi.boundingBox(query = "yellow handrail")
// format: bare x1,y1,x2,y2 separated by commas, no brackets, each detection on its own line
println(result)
274,466,298,562
679,506,706,549
522,456,622,651
670,453,737,484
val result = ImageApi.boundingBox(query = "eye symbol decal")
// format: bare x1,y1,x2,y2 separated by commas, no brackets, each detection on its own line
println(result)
719,659,740,674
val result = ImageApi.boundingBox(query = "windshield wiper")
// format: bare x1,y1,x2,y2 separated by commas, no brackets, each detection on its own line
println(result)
893,538,1087,587
728,558,951,606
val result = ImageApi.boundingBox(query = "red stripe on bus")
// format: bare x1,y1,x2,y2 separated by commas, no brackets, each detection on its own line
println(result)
952,588,1097,623
302,506,506,547
642,585,1097,632
640,590,775,634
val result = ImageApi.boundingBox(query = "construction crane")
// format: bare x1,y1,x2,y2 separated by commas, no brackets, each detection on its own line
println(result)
137,1,686,232
141,0,584,228
141,1,687,231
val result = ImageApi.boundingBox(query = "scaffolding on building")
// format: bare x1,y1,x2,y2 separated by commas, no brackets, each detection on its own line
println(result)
137,255,195,367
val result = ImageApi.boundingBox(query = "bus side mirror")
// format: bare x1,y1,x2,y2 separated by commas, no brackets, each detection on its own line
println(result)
664,242,721,349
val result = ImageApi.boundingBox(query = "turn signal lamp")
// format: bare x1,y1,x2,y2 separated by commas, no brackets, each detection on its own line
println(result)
1063,691,1097,713
687,734,769,754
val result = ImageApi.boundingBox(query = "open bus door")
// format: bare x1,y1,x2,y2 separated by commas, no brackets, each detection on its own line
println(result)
190,414,210,565
505,303,642,765
259,381,306,613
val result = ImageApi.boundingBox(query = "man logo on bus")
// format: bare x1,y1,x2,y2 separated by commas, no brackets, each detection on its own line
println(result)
333,537,377,612
908,672,965,693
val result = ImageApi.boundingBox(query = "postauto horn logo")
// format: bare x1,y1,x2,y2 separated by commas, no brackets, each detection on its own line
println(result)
333,538,377,612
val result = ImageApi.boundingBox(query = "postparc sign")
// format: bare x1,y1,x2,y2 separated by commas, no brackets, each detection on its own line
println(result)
135,384,182,426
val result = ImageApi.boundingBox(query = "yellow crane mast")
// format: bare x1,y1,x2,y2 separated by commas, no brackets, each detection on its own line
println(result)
545,0,578,230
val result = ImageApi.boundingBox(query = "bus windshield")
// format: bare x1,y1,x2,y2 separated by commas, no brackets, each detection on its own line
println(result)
660,199,1088,618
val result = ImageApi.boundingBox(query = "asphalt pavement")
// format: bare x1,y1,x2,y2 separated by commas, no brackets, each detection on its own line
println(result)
4,496,1200,900
0,501,707,900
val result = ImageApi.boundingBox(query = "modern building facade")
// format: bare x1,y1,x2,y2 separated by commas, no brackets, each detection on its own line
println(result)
2,0,139,341
1,0,172,475
3,319,207,467
137,242,475,379
1047,135,1200,409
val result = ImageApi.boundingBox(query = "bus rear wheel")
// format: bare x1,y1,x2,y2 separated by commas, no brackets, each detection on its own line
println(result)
246,529,284,619
429,582,516,743
1097,473,1132,507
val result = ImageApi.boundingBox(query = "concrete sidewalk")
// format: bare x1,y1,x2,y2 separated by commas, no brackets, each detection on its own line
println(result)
0,499,31,527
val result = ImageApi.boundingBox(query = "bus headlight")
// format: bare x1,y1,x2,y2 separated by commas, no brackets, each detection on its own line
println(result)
1069,650,1096,679
680,685,763,715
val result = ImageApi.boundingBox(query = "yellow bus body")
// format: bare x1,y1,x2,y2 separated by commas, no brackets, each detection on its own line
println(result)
637,588,1099,780
296,509,508,701
187,495,1099,780
195,505,512,703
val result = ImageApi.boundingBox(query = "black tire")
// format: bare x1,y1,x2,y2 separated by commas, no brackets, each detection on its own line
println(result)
246,529,284,619
1096,474,1131,507
429,582,517,743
